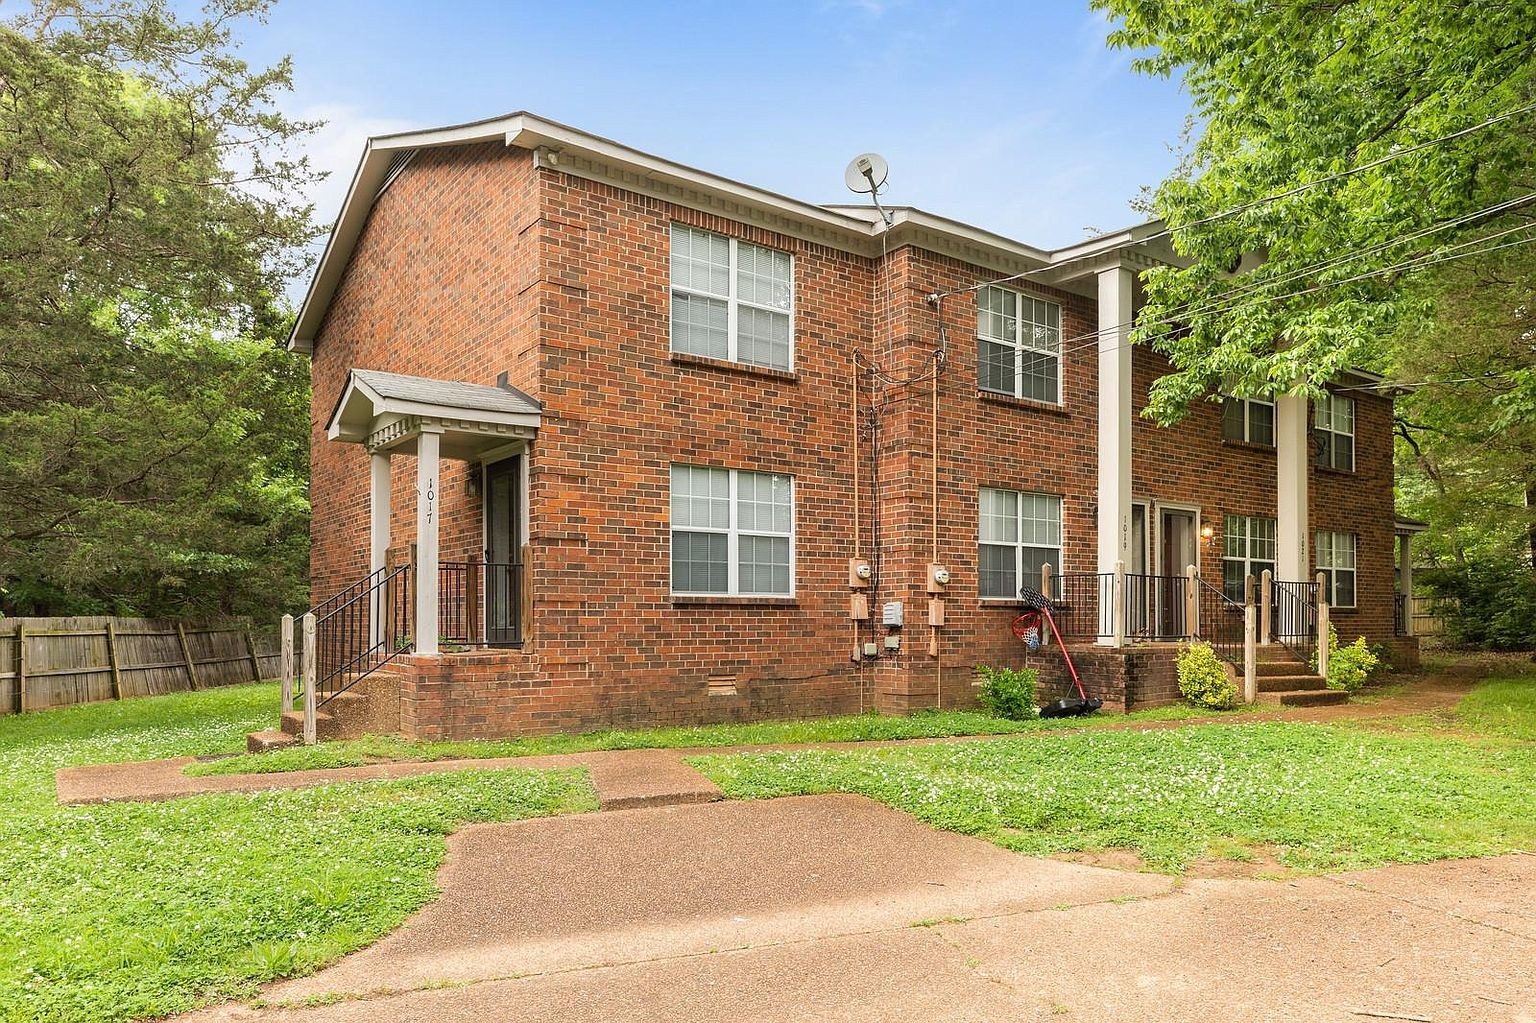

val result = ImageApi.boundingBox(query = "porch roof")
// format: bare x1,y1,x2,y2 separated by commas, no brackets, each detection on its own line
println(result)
327,369,542,458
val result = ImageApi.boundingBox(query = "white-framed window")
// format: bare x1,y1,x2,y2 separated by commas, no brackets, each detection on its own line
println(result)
977,285,1062,404
1314,393,1355,471
978,488,1062,599
1222,396,1275,446
1223,515,1276,601
670,465,794,596
1315,531,1357,608
669,224,793,371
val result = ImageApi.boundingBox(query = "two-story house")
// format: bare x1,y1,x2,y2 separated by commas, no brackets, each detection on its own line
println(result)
288,112,1420,741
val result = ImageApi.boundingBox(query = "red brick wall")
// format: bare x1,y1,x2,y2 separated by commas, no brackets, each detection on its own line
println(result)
308,144,1407,736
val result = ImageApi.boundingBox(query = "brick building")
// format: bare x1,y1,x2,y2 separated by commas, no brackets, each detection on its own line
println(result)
288,112,1421,740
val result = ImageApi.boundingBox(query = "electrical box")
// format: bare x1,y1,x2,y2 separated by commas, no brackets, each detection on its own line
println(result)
848,558,872,589
849,593,869,620
926,563,951,594
882,601,904,627
883,635,901,651
862,642,879,658
928,598,945,627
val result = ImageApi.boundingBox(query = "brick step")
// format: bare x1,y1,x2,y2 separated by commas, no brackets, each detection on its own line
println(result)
246,729,300,753
1255,658,1310,676
1257,674,1328,693
1258,688,1348,708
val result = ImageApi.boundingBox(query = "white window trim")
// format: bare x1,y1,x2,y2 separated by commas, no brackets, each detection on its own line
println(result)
1315,393,1356,472
668,224,795,372
1222,514,1277,598
1222,396,1275,445
670,466,796,597
977,487,1064,600
977,285,1064,406
1315,530,1357,609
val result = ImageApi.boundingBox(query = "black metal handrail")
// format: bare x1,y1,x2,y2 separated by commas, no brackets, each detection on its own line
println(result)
312,563,413,707
1049,572,1114,640
1124,573,1189,641
1393,593,1407,636
307,566,388,620
1271,579,1318,666
439,560,524,648
1195,577,1245,666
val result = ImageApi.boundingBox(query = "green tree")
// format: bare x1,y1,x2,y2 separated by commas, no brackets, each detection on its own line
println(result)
1093,0,1536,422
0,1,318,617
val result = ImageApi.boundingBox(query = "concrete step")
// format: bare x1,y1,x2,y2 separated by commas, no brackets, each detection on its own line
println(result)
1257,674,1328,693
1259,688,1348,708
280,708,339,740
1255,658,1310,676
246,729,301,753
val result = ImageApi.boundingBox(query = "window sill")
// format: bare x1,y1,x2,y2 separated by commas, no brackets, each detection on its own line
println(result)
1327,604,1358,614
1316,465,1357,478
671,352,797,383
976,390,1069,416
1221,439,1277,454
671,595,799,607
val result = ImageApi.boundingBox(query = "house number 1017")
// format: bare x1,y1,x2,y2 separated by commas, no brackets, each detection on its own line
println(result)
425,478,435,525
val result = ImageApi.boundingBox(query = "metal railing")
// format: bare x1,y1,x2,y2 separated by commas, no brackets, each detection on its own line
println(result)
1393,593,1407,636
1050,572,1114,640
1271,579,1318,665
438,560,524,648
1124,573,1188,641
1195,577,1246,666
311,563,413,707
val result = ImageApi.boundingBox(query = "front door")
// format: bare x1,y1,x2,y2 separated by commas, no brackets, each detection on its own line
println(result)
1159,508,1197,635
484,457,522,647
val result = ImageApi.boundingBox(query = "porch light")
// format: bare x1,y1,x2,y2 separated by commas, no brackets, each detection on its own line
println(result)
1200,524,1215,540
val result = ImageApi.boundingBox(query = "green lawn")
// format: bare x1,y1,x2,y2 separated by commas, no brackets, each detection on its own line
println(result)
0,683,595,1023
186,702,1268,777
690,676,1536,875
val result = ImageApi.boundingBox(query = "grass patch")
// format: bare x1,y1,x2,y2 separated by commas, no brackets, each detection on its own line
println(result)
0,683,595,1023
1457,673,1536,741
690,721,1536,874
185,703,1270,777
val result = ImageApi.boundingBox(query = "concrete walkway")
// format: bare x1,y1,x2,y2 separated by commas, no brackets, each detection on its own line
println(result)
55,675,1477,808
170,795,1536,1023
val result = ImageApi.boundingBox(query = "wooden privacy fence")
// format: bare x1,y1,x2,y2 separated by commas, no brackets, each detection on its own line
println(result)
1409,595,1452,638
0,617,283,715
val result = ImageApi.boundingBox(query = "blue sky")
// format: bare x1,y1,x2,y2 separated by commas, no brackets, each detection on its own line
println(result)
244,0,1191,264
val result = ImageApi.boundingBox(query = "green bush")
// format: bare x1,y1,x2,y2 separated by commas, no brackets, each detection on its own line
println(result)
974,665,1040,720
1422,555,1536,651
1318,624,1379,693
1177,642,1239,709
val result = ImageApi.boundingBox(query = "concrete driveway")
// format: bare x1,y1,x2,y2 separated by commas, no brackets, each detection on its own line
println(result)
178,795,1536,1023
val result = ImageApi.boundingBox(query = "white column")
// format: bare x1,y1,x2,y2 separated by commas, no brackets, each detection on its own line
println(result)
1275,394,1310,582
1399,532,1414,636
414,426,442,657
1097,265,1134,645
369,451,392,576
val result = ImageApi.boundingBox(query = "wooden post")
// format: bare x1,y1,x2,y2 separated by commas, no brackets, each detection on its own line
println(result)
1243,602,1258,704
280,614,294,714
1111,560,1126,648
467,552,483,646
1184,564,1199,639
1039,563,1053,648
519,543,533,642
243,629,263,682
383,549,398,653
104,620,123,701
408,542,419,649
1259,568,1273,646
175,622,200,690
15,624,26,715
1316,570,1331,681
301,613,317,745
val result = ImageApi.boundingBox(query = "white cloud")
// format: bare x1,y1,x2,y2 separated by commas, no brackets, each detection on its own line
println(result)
296,103,417,233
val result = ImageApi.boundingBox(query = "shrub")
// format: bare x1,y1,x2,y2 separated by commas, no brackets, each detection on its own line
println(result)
1421,555,1536,651
1177,642,1239,709
1319,625,1379,693
973,665,1040,720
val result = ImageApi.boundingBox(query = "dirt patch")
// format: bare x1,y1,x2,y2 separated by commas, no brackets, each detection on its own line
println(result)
1186,845,1296,880
1052,848,1148,872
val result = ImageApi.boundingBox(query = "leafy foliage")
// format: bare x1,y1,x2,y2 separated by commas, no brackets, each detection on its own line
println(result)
0,2,318,617
973,665,1041,720
1328,633,1380,693
1177,642,1238,709
1422,555,1536,650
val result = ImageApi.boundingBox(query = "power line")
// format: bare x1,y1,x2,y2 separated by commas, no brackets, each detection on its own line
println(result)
928,99,1536,302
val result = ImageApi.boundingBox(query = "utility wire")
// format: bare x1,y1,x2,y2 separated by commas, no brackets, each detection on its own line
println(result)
928,99,1536,302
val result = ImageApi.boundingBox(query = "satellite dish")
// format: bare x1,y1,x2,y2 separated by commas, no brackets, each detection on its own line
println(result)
844,153,889,195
